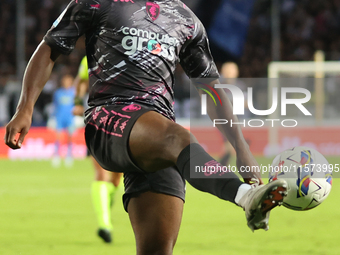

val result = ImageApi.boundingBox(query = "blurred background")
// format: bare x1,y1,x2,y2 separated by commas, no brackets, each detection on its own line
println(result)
1,0,340,125
2,0,340,158
0,0,340,122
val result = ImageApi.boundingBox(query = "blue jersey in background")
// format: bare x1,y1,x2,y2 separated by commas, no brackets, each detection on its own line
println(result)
53,87,75,131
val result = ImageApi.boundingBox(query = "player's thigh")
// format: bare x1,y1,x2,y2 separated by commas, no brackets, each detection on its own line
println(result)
128,192,184,255
129,111,197,171
85,105,197,173
85,105,153,173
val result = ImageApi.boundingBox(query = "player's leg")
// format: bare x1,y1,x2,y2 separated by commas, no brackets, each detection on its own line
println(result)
66,131,73,158
54,131,62,156
129,111,287,231
52,129,62,167
64,130,74,167
91,156,115,242
64,117,76,167
85,106,286,231
53,114,67,164
128,192,183,255
123,168,185,255
110,172,123,188
129,110,244,202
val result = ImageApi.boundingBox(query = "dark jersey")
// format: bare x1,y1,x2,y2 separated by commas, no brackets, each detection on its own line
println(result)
44,0,219,121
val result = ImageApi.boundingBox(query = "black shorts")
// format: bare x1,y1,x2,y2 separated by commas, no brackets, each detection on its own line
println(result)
123,167,185,211
85,104,186,211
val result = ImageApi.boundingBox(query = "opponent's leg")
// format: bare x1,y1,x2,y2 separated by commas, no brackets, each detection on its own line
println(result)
128,192,183,255
111,172,123,188
91,156,115,243
64,131,73,167
52,130,62,168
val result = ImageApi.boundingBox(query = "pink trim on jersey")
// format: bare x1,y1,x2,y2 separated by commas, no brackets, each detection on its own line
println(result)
120,119,129,133
113,118,121,131
110,110,131,119
100,115,109,126
102,108,109,114
92,111,101,121
114,0,134,3
87,122,123,137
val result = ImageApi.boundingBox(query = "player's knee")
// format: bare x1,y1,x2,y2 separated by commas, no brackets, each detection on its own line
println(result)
163,125,191,153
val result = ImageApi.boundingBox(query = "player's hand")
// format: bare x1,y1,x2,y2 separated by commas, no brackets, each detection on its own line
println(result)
73,105,84,116
4,111,32,149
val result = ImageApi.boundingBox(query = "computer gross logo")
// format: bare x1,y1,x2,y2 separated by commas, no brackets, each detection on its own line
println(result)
121,26,179,61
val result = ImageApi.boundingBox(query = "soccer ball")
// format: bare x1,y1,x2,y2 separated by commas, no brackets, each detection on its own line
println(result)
269,146,332,211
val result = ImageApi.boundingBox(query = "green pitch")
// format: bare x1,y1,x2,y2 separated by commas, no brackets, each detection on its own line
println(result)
0,158,339,255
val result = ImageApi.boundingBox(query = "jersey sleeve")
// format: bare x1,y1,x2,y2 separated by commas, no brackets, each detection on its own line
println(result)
78,56,89,80
179,20,219,79
44,0,98,55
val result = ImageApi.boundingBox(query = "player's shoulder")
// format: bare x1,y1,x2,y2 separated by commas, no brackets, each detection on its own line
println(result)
174,1,198,22
175,1,205,37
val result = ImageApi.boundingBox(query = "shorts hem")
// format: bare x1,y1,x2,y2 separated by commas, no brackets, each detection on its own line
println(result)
123,189,186,212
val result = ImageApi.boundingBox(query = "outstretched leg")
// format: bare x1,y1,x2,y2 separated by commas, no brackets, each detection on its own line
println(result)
128,192,183,255
129,111,243,202
129,111,287,231
85,106,286,231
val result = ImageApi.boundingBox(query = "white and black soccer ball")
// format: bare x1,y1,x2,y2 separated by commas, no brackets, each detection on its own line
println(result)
269,146,332,211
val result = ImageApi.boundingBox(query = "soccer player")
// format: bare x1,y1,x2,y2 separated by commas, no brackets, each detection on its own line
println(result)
51,73,75,167
5,1,287,254
73,56,123,243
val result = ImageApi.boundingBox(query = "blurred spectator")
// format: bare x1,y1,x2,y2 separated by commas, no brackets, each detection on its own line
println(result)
195,0,340,77
50,74,76,168
3,0,340,79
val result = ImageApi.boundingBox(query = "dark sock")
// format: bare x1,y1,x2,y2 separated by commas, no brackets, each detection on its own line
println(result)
176,143,243,203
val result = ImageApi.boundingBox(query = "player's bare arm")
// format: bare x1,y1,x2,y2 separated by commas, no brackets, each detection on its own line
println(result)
5,41,59,149
198,82,263,184
179,17,262,184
